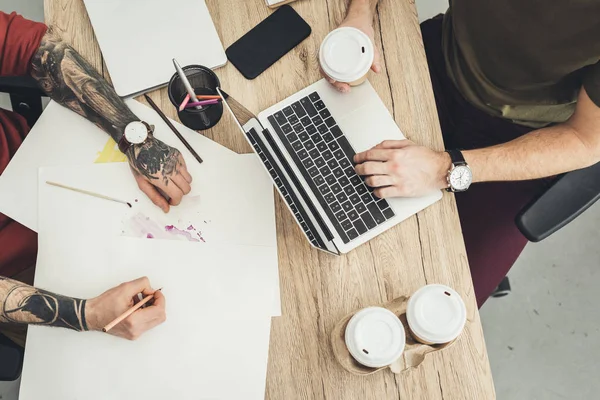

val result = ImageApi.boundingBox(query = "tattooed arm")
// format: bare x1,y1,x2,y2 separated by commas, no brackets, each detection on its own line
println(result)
0,276,166,340
0,276,87,331
29,28,192,212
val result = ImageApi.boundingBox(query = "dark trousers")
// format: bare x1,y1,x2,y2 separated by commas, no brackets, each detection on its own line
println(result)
421,16,550,307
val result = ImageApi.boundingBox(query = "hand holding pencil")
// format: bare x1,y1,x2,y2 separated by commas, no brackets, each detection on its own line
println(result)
85,277,166,340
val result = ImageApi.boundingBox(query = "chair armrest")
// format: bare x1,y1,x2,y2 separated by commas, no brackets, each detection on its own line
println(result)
0,76,45,96
516,162,600,242
0,333,24,381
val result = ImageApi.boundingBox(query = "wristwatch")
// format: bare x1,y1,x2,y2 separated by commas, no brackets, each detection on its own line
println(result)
445,149,473,192
118,121,154,153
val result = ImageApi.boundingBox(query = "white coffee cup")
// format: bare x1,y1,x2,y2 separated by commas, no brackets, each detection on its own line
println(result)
406,284,467,345
344,307,406,368
319,27,374,87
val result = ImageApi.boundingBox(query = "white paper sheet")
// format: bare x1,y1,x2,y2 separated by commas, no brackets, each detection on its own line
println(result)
83,0,226,97
20,236,272,400
38,158,281,316
0,99,237,232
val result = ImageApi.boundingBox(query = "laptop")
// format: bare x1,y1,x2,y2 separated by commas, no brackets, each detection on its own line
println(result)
219,79,442,255
83,0,226,97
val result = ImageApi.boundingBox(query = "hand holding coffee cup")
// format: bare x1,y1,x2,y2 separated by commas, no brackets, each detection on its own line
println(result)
319,25,379,93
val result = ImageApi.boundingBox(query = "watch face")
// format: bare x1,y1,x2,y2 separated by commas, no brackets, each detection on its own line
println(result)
449,165,472,191
124,121,148,144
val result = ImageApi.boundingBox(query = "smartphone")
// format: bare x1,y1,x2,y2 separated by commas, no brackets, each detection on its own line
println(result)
226,5,312,80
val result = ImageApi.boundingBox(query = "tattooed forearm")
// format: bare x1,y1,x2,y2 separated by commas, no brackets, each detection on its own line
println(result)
0,276,87,331
30,27,137,142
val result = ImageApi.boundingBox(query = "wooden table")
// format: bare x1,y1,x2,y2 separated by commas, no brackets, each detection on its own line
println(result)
44,0,495,398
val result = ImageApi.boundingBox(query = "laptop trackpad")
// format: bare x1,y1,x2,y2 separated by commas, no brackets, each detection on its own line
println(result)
337,102,406,154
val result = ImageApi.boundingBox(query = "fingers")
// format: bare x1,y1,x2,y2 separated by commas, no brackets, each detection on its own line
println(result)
375,140,414,150
135,174,170,213
164,183,184,206
373,186,403,199
354,149,393,164
355,161,389,176
365,175,395,188
170,173,191,196
333,81,351,93
320,66,351,93
178,157,193,184
124,291,166,339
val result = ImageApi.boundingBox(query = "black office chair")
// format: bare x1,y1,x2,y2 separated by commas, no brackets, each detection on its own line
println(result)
490,161,600,298
0,76,45,380
0,332,24,381
0,75,46,128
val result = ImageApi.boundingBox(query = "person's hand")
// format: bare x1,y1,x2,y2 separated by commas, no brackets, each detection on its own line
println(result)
321,13,382,93
126,137,193,213
354,140,451,198
85,277,166,340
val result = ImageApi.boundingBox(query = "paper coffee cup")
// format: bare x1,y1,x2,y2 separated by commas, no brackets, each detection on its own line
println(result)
344,307,406,368
319,27,374,86
406,284,467,345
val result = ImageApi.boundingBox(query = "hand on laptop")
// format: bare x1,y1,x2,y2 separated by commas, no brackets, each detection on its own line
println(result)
85,277,166,340
321,9,381,93
127,138,193,213
354,140,451,197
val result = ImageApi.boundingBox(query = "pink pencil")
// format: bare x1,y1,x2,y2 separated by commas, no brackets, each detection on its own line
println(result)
185,99,220,108
178,94,191,111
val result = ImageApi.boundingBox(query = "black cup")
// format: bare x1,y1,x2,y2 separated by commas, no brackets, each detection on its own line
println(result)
167,65,223,131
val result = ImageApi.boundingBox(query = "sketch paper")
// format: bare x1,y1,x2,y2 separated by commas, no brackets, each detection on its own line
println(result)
20,236,272,400
38,157,281,316
0,99,237,231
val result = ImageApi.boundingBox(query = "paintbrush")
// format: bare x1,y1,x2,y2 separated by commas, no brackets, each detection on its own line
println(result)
144,94,204,164
102,288,163,332
46,181,132,208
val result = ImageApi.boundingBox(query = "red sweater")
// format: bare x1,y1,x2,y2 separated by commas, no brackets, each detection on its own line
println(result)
0,12,47,277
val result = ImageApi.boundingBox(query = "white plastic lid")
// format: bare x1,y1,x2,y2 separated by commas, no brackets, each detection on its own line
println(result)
406,284,467,344
344,307,406,368
319,27,374,83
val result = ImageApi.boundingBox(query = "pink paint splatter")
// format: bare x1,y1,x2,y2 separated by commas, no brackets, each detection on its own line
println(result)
165,225,200,242
146,233,154,239
187,225,194,231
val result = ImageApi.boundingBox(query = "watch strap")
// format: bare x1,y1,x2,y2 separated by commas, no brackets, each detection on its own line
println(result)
446,149,466,166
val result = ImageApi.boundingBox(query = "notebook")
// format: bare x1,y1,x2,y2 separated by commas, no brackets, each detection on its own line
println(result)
266,0,300,8
83,0,227,97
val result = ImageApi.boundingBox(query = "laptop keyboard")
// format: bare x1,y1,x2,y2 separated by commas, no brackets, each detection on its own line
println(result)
247,128,326,249
267,92,396,244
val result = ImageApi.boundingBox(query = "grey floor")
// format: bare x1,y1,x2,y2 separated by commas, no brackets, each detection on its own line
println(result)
480,200,600,400
1,1,599,399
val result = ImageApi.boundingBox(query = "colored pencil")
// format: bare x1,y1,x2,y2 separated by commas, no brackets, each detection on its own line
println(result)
102,289,163,332
185,99,221,108
193,95,221,99
178,94,191,111
46,181,132,207
144,94,204,164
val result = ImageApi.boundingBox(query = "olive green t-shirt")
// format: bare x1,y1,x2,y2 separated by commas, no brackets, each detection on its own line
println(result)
443,0,600,128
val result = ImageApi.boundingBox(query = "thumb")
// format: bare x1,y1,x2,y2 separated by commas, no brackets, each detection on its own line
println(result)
371,47,382,73
124,276,153,296
375,139,414,149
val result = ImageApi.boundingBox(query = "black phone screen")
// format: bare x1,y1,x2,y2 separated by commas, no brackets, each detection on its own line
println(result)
225,5,312,80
